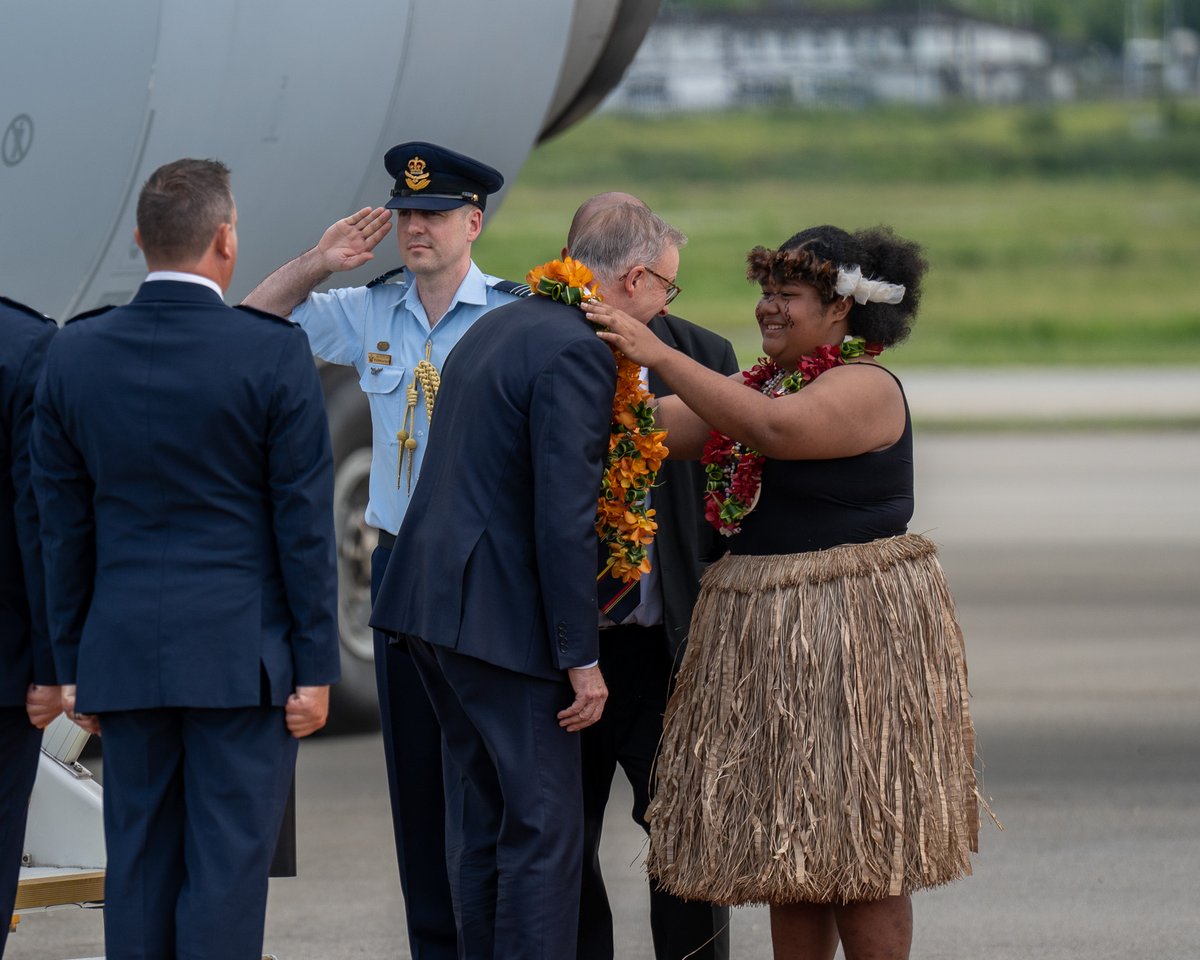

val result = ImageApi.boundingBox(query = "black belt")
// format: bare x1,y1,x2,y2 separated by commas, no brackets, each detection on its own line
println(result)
377,530,396,550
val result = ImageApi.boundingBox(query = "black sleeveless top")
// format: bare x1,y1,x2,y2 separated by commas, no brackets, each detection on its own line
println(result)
727,367,913,556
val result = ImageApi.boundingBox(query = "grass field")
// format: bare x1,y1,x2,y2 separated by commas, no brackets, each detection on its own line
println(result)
473,103,1200,367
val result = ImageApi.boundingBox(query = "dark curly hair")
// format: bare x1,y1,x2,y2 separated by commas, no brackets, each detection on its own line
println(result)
746,224,928,347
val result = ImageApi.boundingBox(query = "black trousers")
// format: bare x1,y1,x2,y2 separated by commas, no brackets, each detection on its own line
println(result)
578,624,730,960
372,543,458,960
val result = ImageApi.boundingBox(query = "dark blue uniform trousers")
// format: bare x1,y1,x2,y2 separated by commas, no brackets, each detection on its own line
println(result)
371,544,457,959
409,638,583,960
98,707,296,960
0,707,41,958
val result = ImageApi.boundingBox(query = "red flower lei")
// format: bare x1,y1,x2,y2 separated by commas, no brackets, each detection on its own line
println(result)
701,336,883,535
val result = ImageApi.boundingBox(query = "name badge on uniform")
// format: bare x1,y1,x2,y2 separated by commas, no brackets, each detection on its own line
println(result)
368,352,392,365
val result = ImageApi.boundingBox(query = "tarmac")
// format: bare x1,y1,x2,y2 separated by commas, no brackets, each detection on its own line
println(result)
7,365,1199,960
898,365,1199,426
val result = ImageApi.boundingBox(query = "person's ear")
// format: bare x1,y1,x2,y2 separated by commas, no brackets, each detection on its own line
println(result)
624,265,645,296
465,206,483,241
828,295,852,326
215,222,235,260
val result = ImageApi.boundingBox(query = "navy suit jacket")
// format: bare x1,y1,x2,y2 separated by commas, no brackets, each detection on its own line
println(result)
646,313,739,665
31,280,340,712
1,297,57,707
370,295,616,681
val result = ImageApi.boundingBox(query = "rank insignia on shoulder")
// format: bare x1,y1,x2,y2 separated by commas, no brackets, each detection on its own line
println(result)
0,295,54,323
64,304,118,325
367,267,407,288
368,352,392,365
492,279,533,297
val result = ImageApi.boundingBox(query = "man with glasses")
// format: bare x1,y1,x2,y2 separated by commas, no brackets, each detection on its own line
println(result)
640,265,681,306
564,195,739,960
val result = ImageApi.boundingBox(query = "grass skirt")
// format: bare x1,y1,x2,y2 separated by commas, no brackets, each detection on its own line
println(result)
646,534,981,906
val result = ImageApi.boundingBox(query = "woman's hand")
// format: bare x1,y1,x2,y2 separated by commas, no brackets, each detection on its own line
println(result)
583,301,669,367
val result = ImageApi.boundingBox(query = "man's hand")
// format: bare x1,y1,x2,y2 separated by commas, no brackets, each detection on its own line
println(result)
286,685,330,739
62,684,101,735
558,665,608,733
317,207,393,274
26,683,63,729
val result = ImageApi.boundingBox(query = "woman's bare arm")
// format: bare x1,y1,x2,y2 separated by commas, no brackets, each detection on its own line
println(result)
586,301,904,459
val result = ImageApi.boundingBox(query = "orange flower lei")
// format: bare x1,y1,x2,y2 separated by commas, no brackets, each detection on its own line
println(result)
525,258,668,584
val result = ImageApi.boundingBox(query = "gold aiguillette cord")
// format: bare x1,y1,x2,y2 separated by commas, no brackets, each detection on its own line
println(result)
397,343,440,494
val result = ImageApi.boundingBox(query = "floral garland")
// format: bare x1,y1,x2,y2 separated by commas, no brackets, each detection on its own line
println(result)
527,256,600,306
526,258,668,583
701,336,882,536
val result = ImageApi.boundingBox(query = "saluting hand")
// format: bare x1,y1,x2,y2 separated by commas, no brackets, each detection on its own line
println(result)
286,685,331,738
558,665,609,733
318,207,393,273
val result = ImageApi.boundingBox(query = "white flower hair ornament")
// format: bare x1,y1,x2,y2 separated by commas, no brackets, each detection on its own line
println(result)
835,264,906,305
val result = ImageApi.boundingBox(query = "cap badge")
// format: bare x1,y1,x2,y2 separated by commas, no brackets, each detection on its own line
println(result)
405,157,431,192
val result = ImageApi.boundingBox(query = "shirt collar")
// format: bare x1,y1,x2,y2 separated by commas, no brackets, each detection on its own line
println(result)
144,271,226,300
398,260,488,316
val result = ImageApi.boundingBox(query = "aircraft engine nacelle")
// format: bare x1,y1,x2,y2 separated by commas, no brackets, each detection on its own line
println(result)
1,0,659,722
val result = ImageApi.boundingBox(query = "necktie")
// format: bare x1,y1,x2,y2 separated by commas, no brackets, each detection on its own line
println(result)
597,541,640,624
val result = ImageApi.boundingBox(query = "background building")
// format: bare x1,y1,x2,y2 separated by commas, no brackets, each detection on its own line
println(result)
605,8,1200,111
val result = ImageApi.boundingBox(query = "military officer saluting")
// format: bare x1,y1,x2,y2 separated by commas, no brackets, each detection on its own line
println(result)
244,141,523,960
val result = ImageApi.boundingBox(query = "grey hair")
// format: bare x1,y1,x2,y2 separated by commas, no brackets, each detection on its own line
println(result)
569,203,686,283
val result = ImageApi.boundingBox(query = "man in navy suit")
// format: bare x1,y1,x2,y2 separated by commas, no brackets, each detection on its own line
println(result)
1,295,61,957
371,202,695,959
31,158,341,960
563,196,737,960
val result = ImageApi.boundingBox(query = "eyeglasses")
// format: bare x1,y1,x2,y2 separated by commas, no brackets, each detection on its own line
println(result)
621,266,681,306
644,266,681,306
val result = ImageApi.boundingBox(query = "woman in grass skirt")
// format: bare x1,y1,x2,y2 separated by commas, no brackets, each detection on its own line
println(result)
585,224,983,960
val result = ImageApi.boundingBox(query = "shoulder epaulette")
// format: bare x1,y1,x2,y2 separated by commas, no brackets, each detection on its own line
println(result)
64,304,117,326
367,267,407,288
491,279,532,297
0,295,55,325
234,304,295,326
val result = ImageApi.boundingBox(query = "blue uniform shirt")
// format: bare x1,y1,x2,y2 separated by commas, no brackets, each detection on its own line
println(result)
292,262,519,534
